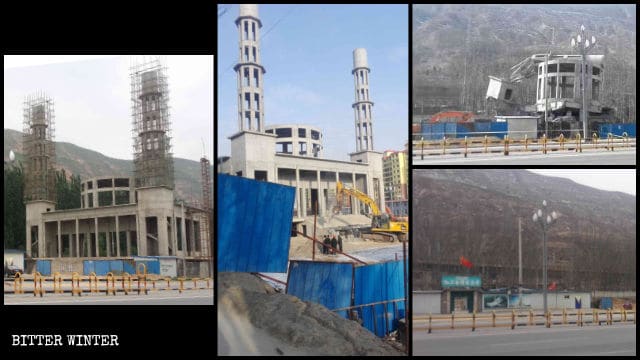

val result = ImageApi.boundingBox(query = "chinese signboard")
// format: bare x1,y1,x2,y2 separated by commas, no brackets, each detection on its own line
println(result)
441,275,481,288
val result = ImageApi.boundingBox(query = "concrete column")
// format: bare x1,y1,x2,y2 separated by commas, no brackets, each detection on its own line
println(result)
295,167,301,217
75,218,80,258
39,222,46,257
126,231,131,256
181,210,187,257
316,170,322,216
171,213,178,256
26,224,32,258
137,212,148,256
112,188,116,206
115,216,120,257
94,217,100,257
93,191,98,209
106,230,111,257
352,172,357,215
57,220,62,258
190,219,196,256
86,232,91,257
158,215,169,256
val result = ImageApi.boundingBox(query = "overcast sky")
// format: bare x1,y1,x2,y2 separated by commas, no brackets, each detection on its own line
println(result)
217,4,408,160
528,169,636,196
4,55,213,162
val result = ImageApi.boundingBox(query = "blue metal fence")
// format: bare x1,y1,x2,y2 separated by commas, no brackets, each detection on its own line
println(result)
36,260,51,275
286,261,354,318
599,123,636,138
218,174,296,273
354,261,406,337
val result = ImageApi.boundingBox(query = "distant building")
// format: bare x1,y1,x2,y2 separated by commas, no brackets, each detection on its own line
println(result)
383,150,408,202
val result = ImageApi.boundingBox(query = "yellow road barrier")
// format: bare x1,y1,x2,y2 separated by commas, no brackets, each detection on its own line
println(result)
121,272,132,295
14,272,24,294
71,272,82,296
89,272,99,293
105,272,116,295
33,272,44,297
53,272,63,294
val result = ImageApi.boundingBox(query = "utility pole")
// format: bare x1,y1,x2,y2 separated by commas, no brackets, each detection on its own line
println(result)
518,217,523,307
571,25,597,140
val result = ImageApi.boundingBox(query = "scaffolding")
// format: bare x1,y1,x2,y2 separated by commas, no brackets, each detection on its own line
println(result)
199,156,212,259
23,92,56,203
130,57,174,189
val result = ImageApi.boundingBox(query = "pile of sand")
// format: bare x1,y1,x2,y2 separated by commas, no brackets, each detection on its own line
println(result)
217,272,405,356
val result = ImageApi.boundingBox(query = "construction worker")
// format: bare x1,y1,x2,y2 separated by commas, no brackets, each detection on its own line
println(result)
331,234,338,255
323,235,331,255
338,233,343,252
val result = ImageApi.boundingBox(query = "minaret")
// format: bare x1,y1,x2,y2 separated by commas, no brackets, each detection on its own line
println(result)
352,48,374,151
131,58,174,189
228,4,275,181
234,4,265,132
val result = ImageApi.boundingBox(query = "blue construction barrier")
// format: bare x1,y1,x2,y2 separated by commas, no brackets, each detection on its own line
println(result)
354,261,406,337
218,174,295,273
286,261,353,318
36,260,51,276
599,123,636,138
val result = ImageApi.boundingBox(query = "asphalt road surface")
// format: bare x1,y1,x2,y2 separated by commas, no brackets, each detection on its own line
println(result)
413,324,636,356
413,150,636,165
4,289,213,305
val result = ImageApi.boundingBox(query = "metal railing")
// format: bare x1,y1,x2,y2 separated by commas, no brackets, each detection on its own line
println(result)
413,132,635,159
414,308,636,333
5,272,213,297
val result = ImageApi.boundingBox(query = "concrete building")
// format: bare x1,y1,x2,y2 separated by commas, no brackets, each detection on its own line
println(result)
22,58,211,277
219,4,386,231
382,150,408,202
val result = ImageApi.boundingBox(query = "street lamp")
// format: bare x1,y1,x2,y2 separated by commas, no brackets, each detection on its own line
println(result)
532,200,558,315
570,25,597,140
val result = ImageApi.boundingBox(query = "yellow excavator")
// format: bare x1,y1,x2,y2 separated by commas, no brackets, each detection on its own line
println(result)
335,181,408,242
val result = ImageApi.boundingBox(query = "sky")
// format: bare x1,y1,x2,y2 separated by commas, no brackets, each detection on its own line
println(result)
528,169,636,196
4,55,213,162
217,4,408,161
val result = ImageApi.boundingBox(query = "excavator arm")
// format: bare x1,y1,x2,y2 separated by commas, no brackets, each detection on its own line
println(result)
336,181,381,215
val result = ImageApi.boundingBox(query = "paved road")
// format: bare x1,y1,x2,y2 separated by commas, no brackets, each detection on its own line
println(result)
413,324,636,356
413,150,636,165
4,289,213,305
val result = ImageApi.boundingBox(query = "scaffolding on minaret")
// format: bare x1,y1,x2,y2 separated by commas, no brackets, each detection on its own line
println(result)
23,92,57,203
130,57,174,189
199,155,212,259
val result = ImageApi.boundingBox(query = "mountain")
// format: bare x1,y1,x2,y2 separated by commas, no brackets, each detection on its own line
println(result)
4,128,213,206
413,4,637,118
412,169,636,291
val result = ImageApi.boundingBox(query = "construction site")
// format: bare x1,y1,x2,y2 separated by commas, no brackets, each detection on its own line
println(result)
14,57,212,287
217,4,407,355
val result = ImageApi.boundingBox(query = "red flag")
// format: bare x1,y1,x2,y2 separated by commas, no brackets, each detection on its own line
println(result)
548,281,557,291
459,256,473,269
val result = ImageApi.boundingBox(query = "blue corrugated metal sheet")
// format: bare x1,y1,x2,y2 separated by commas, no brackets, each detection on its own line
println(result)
95,261,110,275
123,260,136,274
354,260,406,337
490,122,508,138
474,122,491,133
218,174,295,273
286,261,353,318
600,297,613,310
600,123,636,138
109,260,124,274
36,260,51,275
83,260,94,274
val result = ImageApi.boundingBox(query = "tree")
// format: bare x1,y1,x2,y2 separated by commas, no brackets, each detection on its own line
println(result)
4,163,26,250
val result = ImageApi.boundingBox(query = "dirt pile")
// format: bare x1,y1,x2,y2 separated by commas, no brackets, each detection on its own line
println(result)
217,272,405,356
